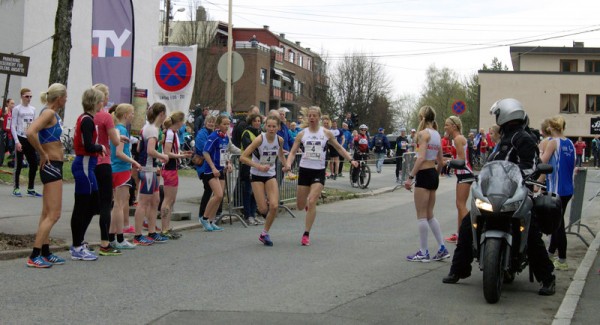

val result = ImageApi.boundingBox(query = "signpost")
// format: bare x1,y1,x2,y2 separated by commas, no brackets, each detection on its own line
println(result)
154,51,193,92
451,100,466,115
1,52,30,119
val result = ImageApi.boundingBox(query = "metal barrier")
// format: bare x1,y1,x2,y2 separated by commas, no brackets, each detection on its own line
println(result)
216,153,299,226
393,152,416,191
567,168,595,246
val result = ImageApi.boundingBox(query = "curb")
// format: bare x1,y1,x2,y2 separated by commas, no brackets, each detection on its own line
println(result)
552,231,600,325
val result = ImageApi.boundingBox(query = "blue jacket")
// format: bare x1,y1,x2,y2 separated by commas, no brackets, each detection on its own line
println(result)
370,133,390,153
277,122,293,151
342,129,352,150
195,127,211,174
202,130,230,173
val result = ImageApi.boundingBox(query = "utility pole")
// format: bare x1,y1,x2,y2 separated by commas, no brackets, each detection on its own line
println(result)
226,0,233,114
164,0,171,45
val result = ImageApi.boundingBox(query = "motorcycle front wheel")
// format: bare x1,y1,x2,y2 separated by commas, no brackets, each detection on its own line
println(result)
482,238,506,304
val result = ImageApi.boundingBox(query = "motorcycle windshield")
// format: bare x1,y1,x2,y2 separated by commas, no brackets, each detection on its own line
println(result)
479,161,522,198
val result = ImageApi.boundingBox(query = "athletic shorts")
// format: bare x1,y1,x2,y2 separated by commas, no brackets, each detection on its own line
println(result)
250,174,276,183
201,170,225,181
139,170,159,195
40,160,63,184
112,170,132,189
72,156,98,195
162,169,179,187
415,168,439,190
328,144,340,158
456,173,475,184
298,167,326,186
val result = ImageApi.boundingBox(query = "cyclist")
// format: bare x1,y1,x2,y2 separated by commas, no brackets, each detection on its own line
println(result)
286,106,357,246
351,124,370,187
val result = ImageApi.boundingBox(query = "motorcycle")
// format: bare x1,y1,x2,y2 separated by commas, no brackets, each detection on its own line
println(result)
178,134,195,170
449,159,554,304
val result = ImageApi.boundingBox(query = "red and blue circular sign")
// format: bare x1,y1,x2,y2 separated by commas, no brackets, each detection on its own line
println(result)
452,100,466,115
154,51,192,92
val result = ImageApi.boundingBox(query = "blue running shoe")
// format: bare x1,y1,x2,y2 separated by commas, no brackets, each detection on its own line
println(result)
259,233,273,246
26,189,43,197
27,256,52,268
148,232,169,243
406,250,430,262
210,222,224,232
133,235,154,246
42,254,66,265
70,246,98,261
12,188,22,197
432,247,451,261
199,218,214,232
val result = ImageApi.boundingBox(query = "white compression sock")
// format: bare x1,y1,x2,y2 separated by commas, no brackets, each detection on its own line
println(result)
428,217,444,248
418,218,429,253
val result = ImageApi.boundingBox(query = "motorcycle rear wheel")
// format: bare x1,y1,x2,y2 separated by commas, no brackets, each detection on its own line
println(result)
483,238,505,304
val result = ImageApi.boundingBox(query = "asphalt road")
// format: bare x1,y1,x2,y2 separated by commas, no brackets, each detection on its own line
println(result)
0,165,598,324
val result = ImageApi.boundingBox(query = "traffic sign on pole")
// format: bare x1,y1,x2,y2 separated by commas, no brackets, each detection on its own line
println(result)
452,100,467,115
154,51,192,92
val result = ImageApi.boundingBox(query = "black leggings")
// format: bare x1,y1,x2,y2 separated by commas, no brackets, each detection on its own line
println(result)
71,192,99,247
548,195,572,259
94,164,113,241
14,136,38,190
395,156,403,178
198,174,222,218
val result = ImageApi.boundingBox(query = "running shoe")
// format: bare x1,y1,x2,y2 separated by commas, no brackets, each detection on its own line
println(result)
142,220,161,231
42,254,66,265
111,239,137,250
122,225,135,234
211,223,224,232
133,235,154,246
445,233,458,244
27,256,53,268
162,229,182,240
99,246,123,256
247,217,257,226
26,189,43,197
70,246,98,261
553,259,569,271
82,241,95,252
432,247,451,261
199,218,214,232
406,250,430,262
148,232,169,243
301,234,310,246
12,188,22,197
255,216,265,225
259,233,273,246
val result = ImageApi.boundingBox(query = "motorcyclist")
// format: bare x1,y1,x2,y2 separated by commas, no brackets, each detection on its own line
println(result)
442,98,556,296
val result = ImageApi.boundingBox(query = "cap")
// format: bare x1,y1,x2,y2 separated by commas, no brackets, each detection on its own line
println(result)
399,127,406,132
279,107,290,113
411,128,416,132
378,128,384,132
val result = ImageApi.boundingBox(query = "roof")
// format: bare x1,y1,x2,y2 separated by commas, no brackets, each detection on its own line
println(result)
510,45,600,71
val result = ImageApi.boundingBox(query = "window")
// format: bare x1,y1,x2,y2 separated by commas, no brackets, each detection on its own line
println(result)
288,51,294,63
586,95,600,114
560,60,577,72
585,60,600,73
307,58,312,71
260,68,267,85
259,101,266,114
294,80,303,95
298,54,303,67
560,94,579,113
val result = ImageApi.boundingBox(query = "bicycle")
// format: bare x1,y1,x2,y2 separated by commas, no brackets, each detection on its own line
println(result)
349,155,371,189
61,127,74,159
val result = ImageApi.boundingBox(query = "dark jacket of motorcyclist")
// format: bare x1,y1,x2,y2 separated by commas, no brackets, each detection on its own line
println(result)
443,98,556,296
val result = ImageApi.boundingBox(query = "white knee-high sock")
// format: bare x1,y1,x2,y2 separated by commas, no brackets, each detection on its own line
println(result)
428,217,444,249
418,218,429,253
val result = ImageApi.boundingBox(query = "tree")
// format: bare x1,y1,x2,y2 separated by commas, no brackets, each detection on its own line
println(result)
331,53,393,130
482,57,509,71
49,0,74,118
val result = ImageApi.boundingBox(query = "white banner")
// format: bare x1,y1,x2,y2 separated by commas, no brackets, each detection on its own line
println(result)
152,45,197,113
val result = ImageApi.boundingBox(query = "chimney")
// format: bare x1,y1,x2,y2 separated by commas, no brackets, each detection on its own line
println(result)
280,33,285,39
306,48,311,51
295,41,301,46
573,41,584,48
263,25,269,30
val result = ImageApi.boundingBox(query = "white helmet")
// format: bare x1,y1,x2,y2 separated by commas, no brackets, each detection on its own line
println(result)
490,98,527,126
359,124,368,130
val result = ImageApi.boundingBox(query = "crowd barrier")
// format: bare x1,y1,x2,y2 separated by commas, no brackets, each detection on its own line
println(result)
567,168,595,246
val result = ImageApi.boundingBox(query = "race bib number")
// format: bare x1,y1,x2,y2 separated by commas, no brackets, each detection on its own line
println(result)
23,119,33,132
260,151,277,165
401,141,407,150
305,140,322,160
219,148,228,167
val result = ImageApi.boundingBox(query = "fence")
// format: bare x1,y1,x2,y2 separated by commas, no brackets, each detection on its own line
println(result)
393,152,417,191
215,153,300,226
567,168,595,246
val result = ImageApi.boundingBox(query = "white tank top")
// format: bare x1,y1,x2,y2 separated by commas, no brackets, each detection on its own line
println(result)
250,133,280,177
418,128,441,161
452,139,473,175
299,127,328,170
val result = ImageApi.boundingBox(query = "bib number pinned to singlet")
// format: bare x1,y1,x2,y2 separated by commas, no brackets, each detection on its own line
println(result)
219,148,228,167
305,141,322,160
260,151,277,165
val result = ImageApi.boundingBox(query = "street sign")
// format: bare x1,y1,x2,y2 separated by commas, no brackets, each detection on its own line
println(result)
154,51,192,92
217,51,244,83
451,100,466,115
0,53,29,77
591,117,600,135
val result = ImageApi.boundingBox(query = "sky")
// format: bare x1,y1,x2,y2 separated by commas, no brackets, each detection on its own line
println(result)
167,0,600,98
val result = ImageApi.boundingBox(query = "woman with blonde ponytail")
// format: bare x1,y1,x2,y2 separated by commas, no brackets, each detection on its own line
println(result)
160,111,191,238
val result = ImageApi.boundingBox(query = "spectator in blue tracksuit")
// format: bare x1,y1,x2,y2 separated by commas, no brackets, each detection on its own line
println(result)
273,108,293,185
194,115,221,221
370,127,390,173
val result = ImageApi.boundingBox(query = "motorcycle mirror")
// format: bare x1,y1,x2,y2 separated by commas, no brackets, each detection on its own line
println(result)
448,159,466,169
537,163,553,174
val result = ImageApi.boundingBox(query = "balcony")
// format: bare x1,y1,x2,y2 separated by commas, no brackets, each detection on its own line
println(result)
283,91,295,102
271,79,281,88
235,41,270,53
271,87,281,99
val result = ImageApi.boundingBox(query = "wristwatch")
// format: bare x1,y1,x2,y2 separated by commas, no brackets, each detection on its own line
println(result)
408,175,415,180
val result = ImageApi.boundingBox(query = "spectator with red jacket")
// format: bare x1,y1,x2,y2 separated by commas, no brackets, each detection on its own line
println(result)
574,137,586,167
